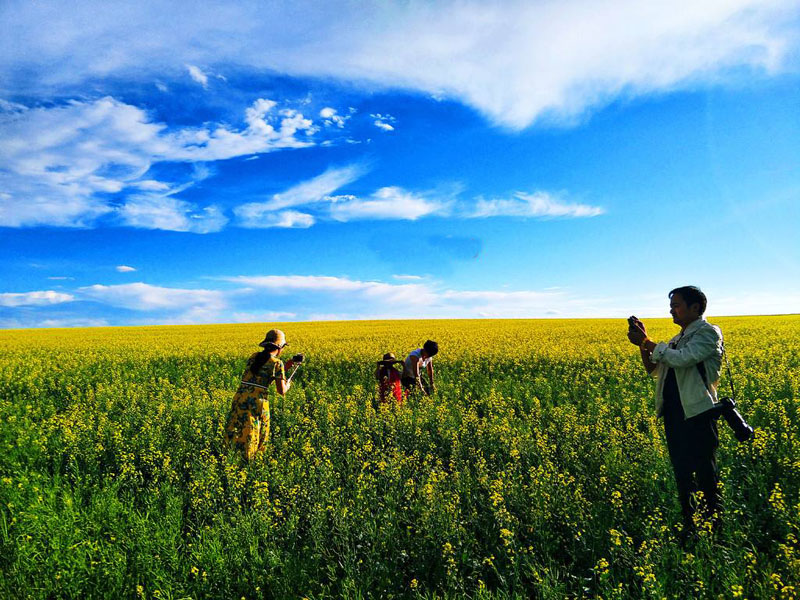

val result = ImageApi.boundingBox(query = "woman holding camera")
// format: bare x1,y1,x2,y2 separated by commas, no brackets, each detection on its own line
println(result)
225,329,302,460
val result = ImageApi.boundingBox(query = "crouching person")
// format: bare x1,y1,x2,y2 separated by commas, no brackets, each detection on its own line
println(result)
402,340,438,397
375,352,403,405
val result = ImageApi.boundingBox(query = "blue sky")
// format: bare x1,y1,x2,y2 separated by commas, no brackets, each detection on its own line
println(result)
1,0,799,327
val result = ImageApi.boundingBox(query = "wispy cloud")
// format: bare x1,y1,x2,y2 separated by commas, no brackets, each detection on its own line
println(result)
230,311,297,323
320,107,349,128
3,1,796,129
371,113,396,132
119,194,228,233
0,97,316,229
234,163,367,229
78,282,227,323
219,273,571,318
393,274,424,281
221,274,438,306
80,282,224,311
116,265,136,273
0,290,75,307
234,172,600,228
236,209,315,229
470,191,604,219
186,64,209,88
328,187,448,221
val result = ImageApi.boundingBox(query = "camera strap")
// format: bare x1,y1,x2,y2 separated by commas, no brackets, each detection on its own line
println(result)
696,341,736,401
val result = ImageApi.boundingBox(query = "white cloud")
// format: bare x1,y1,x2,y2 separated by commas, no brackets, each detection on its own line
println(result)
222,274,436,305
47,276,75,280
320,107,349,128
371,113,396,131
116,265,136,272
38,318,110,328
235,209,315,229
374,120,394,132
134,180,171,191
470,191,604,219
230,311,297,323
118,194,228,233
0,290,75,307
328,186,448,221
186,64,209,88
393,274,424,281
0,97,316,228
79,282,226,313
0,316,110,329
3,1,796,129
219,274,571,318
234,163,366,227
236,177,593,227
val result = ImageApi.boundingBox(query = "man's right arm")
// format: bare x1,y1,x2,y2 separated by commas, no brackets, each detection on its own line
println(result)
628,319,658,374
639,345,659,375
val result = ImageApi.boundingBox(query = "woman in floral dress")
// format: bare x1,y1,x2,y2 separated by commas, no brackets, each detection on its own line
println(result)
225,329,300,460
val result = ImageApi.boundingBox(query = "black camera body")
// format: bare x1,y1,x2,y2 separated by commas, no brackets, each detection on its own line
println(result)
709,396,753,442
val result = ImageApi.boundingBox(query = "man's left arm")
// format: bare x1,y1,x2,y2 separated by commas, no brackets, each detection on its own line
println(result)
648,326,721,368
427,361,435,392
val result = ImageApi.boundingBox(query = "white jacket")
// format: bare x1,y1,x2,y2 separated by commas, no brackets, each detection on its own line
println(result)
650,317,723,419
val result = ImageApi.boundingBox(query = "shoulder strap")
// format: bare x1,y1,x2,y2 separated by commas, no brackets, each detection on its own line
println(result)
695,341,736,400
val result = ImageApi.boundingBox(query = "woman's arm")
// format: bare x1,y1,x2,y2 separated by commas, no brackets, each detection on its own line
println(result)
426,361,435,392
275,360,291,396
275,377,290,396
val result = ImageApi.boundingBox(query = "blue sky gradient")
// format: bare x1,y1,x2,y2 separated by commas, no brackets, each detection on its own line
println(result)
1,0,799,327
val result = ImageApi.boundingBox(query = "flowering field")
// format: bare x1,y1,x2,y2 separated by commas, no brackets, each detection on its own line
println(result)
1,317,798,599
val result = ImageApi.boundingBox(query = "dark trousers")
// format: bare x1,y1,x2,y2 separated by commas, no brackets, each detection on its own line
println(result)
662,369,720,529
401,375,430,395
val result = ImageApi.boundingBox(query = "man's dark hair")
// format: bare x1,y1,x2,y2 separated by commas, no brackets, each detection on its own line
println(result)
669,285,707,315
423,340,439,357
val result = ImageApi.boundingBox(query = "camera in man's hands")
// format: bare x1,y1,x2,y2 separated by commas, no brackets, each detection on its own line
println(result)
710,397,754,442
291,353,305,364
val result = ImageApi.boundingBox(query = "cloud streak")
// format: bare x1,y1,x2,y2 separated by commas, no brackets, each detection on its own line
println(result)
329,187,448,221
470,191,604,219
234,163,367,228
186,64,209,88
231,169,601,228
0,290,75,307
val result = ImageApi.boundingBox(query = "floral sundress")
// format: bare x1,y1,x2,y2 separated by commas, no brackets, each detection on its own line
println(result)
225,353,284,460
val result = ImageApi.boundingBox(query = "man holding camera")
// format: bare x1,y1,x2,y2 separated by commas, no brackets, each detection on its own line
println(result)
628,286,724,539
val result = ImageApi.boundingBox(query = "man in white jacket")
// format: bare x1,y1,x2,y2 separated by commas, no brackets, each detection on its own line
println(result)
628,286,723,539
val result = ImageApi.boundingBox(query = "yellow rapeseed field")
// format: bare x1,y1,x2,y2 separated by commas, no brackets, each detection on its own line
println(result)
0,316,798,599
